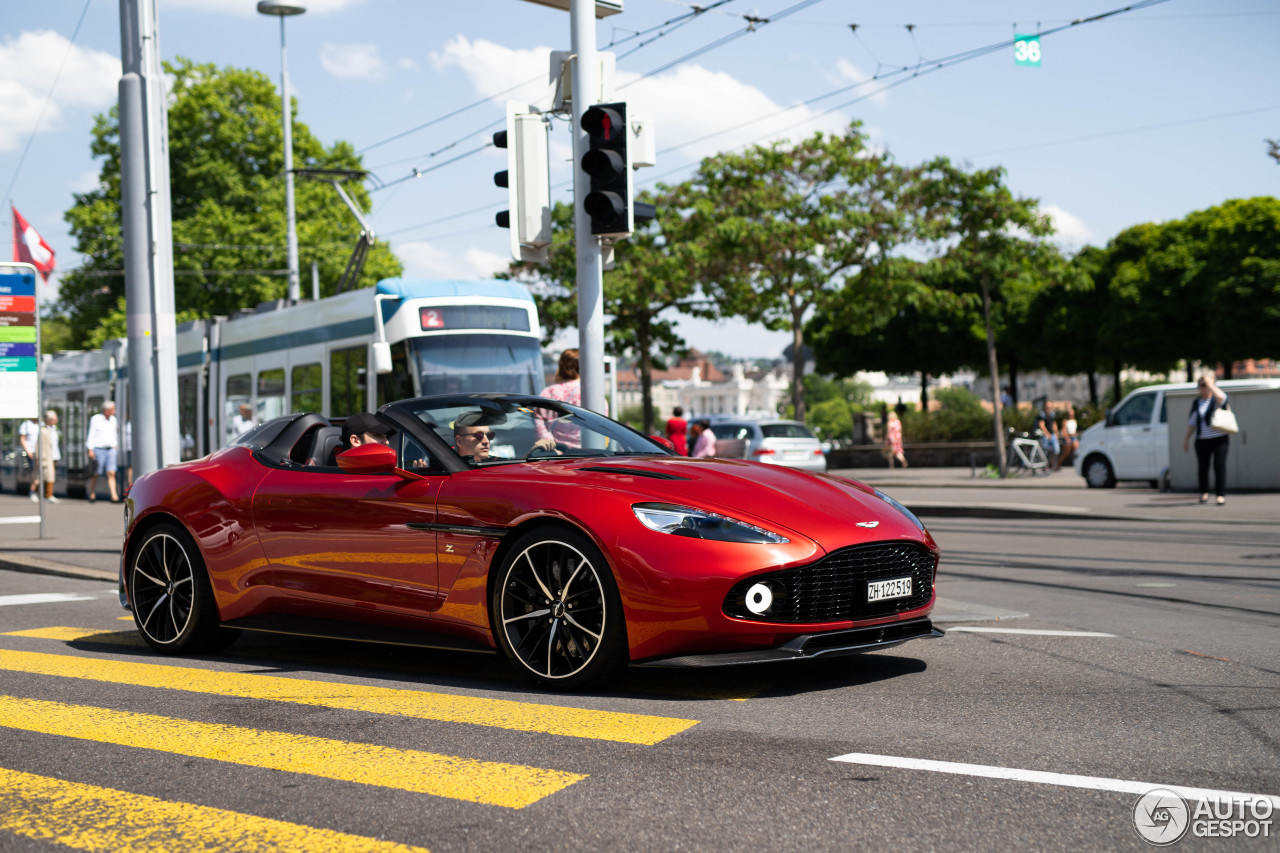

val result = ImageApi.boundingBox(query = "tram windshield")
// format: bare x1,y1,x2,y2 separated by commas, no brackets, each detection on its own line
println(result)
410,333,543,396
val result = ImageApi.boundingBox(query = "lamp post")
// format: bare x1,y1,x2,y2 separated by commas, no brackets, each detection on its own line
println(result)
257,1,306,304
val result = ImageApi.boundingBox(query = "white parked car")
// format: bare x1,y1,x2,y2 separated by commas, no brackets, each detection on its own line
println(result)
707,419,828,473
1074,379,1280,488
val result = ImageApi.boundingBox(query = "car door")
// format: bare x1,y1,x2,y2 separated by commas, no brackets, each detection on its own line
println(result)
1107,391,1158,479
252,455,445,617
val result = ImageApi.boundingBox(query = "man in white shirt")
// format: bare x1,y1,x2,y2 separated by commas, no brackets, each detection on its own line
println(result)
86,401,120,503
230,403,256,442
19,417,39,502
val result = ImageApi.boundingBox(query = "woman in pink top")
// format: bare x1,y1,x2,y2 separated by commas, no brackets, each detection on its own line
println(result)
885,410,907,468
536,349,582,447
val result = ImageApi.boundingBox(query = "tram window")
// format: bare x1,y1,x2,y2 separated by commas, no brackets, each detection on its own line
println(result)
258,368,286,422
178,375,198,460
225,373,252,445
376,342,414,407
329,346,367,417
291,363,322,413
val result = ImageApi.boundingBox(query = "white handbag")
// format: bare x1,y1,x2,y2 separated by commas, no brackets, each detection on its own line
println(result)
1210,406,1239,434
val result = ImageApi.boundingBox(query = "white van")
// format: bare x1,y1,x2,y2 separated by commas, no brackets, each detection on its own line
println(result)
1074,379,1280,488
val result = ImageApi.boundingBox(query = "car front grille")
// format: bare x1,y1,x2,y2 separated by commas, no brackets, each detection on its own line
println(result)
724,541,935,623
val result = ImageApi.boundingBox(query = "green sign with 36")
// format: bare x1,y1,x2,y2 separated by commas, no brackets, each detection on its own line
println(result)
1014,34,1041,67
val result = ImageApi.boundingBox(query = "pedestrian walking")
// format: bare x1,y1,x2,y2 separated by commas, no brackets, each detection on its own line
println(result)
1182,374,1231,505
19,416,39,501
86,401,120,503
38,410,61,503
884,410,907,468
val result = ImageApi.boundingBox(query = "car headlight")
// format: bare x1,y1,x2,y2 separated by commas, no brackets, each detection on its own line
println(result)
632,503,789,544
873,489,926,532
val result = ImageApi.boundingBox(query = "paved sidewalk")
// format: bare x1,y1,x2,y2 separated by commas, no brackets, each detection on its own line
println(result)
834,466,1280,524
1,467,1275,581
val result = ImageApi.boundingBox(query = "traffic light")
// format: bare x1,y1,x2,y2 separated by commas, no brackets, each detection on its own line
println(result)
493,103,551,265
580,101,655,237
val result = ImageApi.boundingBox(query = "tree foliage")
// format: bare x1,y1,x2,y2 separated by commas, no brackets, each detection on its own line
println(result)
505,192,717,433
672,124,916,421
59,58,401,343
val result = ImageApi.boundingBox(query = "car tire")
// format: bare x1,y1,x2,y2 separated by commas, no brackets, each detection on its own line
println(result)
491,527,628,691
128,521,238,654
1082,455,1116,489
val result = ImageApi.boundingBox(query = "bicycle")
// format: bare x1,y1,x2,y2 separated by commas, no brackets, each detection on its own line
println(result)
1005,428,1049,476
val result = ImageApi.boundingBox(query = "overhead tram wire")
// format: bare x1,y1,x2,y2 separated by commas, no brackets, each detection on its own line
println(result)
378,0,1170,240
647,0,1173,163
357,1,741,161
620,0,828,88
355,73,542,156
2,0,94,206
962,104,1280,159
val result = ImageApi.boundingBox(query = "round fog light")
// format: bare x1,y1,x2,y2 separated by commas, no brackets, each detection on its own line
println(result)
745,582,773,615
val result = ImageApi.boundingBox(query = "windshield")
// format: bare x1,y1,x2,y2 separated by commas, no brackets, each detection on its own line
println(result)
388,394,672,464
409,334,543,396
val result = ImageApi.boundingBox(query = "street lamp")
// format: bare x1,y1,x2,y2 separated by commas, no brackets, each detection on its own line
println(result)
257,1,306,304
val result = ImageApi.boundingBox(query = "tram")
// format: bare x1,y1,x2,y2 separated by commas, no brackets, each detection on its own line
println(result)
6,278,545,497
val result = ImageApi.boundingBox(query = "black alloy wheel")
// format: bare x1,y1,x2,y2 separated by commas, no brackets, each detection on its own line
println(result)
129,522,237,654
492,528,627,690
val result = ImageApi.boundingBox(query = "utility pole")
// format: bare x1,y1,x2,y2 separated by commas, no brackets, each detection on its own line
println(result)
119,0,180,479
570,0,606,414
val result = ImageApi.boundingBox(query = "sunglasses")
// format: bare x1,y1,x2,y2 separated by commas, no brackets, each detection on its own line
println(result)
459,430,494,440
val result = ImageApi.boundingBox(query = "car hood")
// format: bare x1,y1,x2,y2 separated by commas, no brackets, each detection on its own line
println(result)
522,455,930,553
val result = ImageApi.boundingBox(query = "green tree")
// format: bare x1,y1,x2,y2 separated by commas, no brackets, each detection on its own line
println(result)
916,160,1054,475
506,194,716,433
1186,197,1280,372
673,124,916,421
59,58,401,343
810,261,985,388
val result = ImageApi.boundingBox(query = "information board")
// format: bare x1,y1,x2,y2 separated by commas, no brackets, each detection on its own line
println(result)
0,270,39,418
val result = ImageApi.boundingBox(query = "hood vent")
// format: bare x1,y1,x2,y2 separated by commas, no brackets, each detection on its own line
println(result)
580,465,691,481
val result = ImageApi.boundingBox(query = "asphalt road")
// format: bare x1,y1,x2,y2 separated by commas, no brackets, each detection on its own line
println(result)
0,515,1276,852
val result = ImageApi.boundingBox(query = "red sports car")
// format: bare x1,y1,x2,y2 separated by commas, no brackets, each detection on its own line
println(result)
121,393,940,690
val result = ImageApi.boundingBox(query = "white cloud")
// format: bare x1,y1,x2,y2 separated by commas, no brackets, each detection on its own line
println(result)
0,31,118,151
319,43,386,80
396,58,419,73
1043,204,1091,246
429,36,552,106
430,36,852,166
166,0,367,15
832,59,888,105
396,240,508,280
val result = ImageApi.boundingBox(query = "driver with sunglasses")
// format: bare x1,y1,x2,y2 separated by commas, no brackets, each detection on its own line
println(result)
454,410,557,462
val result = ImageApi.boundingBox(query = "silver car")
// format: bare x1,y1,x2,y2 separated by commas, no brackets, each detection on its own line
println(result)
708,419,828,472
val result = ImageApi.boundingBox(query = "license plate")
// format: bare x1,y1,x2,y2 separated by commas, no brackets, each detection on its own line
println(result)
867,577,912,602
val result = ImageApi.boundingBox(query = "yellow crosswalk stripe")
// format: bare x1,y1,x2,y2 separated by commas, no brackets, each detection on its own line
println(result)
4,626,142,644
0,648,697,744
0,696,581,809
0,766,431,852
6,626,761,700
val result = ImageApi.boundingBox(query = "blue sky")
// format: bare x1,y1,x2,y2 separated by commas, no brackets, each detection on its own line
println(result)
2,0,1277,357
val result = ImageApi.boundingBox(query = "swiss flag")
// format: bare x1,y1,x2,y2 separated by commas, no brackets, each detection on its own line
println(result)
11,206,55,282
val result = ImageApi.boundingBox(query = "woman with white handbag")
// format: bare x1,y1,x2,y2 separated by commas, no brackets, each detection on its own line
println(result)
1182,373,1235,505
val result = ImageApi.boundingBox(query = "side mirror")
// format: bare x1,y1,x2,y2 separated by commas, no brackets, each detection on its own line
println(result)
650,435,676,452
372,341,393,375
1104,410,1116,427
336,442,397,474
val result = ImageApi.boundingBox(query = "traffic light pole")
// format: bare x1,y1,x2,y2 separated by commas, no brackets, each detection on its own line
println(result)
569,0,607,415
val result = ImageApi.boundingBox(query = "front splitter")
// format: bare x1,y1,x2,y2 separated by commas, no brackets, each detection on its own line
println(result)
632,618,941,668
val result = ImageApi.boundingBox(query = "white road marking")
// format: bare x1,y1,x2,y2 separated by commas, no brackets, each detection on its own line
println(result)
0,593,98,607
0,516,41,525
829,753,1280,807
945,626,1116,637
